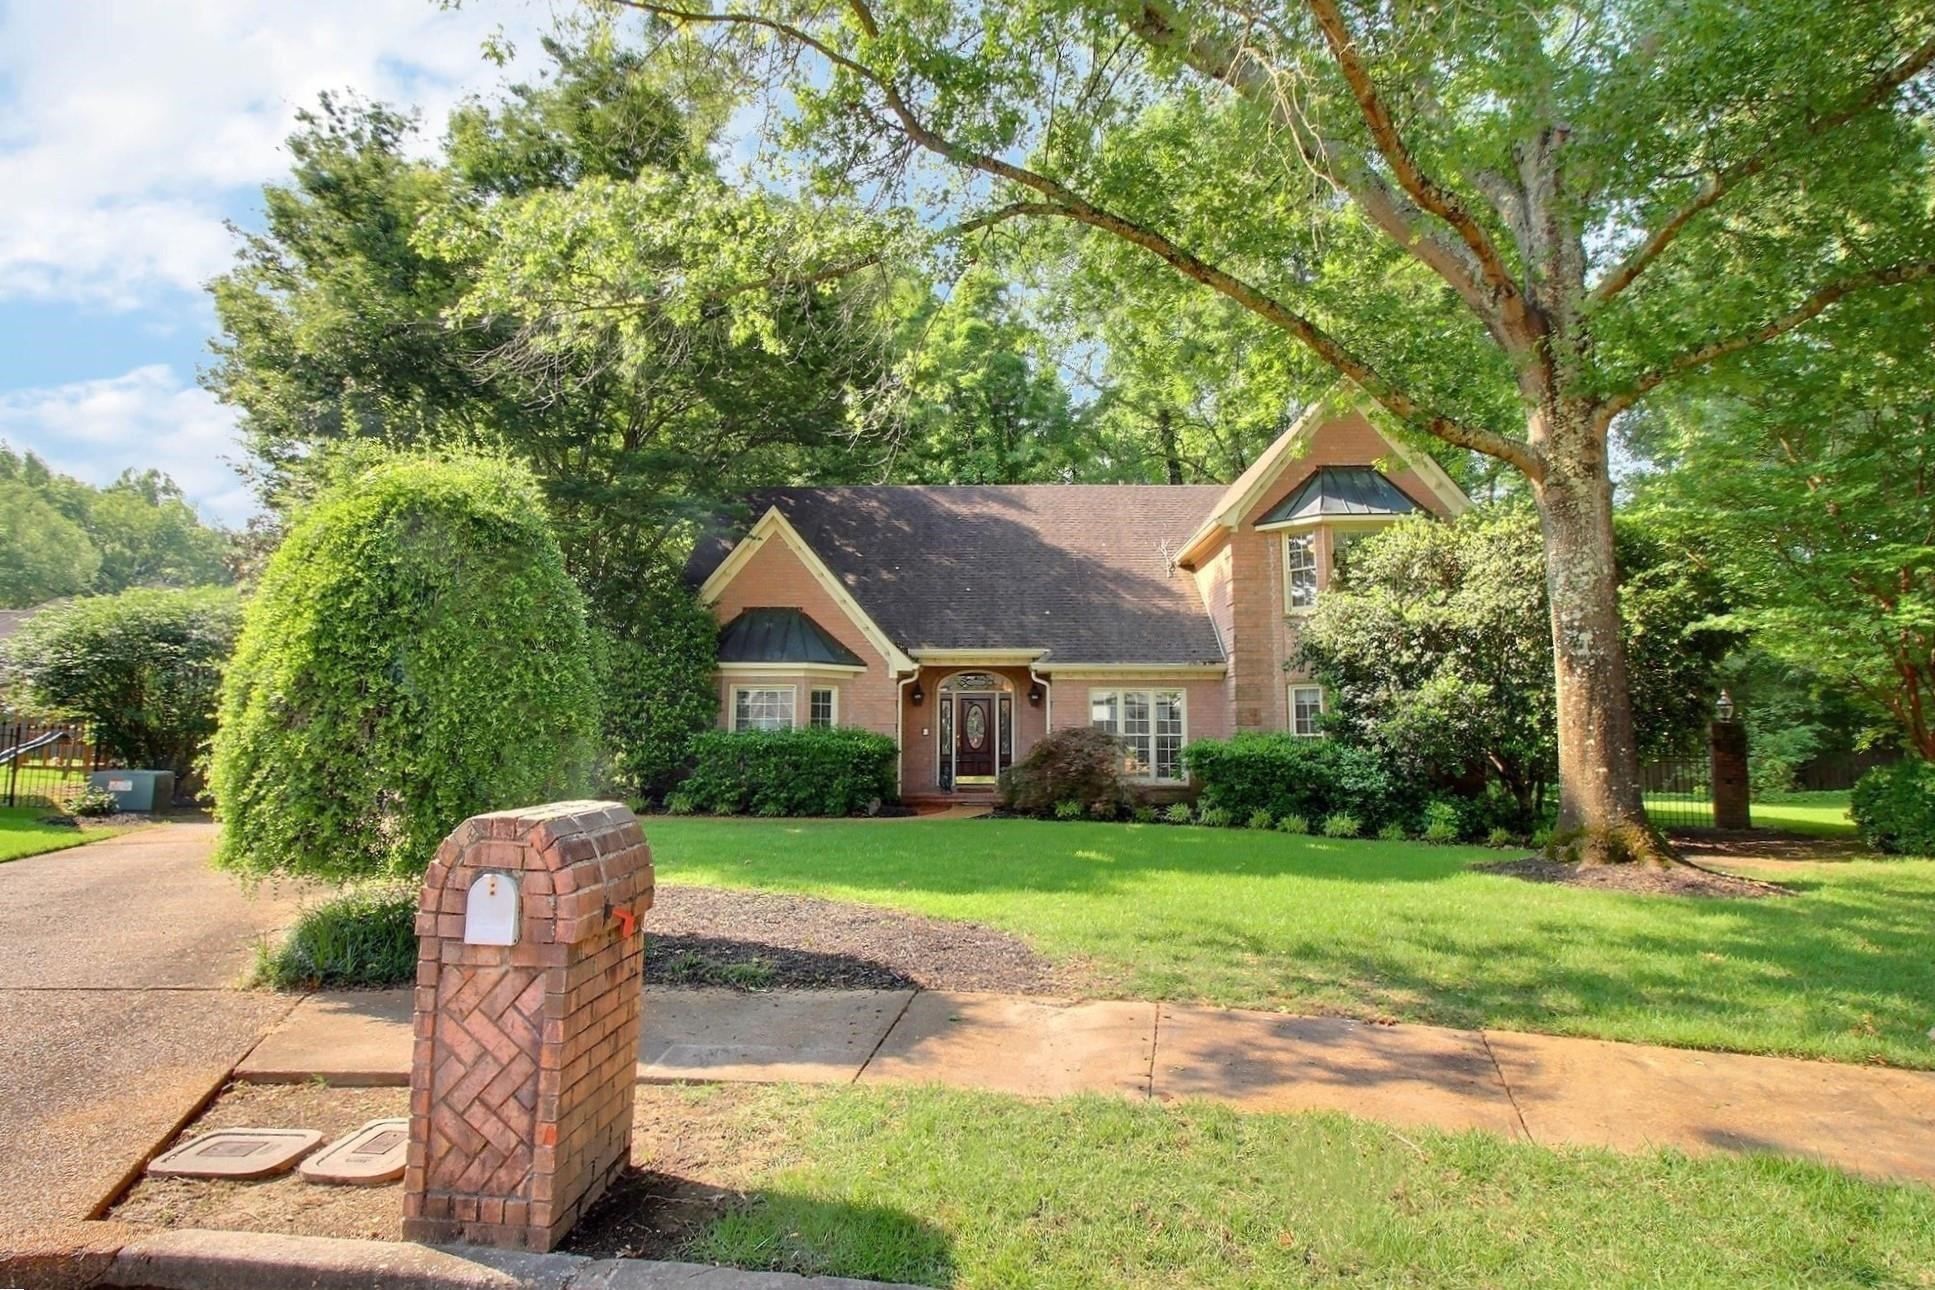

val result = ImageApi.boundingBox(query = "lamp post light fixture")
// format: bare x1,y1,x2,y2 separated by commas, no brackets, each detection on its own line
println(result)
1715,689,1736,722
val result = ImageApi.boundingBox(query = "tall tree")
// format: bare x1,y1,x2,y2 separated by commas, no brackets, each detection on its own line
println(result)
608,0,1935,862
1628,295,1935,758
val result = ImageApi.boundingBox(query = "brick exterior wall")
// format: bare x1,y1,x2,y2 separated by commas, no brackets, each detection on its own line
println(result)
900,665,1048,794
1203,410,1456,732
403,802,654,1252
1044,674,1231,800
708,534,900,741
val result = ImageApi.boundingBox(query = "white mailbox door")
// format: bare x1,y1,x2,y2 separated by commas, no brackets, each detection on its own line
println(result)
463,871,520,946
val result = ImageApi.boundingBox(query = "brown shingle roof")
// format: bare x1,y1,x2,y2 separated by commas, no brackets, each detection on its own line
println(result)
687,486,1227,665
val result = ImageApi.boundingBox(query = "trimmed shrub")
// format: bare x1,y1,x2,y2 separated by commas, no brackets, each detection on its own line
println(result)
1132,804,1159,824
1054,799,1085,820
684,727,897,817
1275,813,1309,835
250,880,418,989
1197,805,1234,828
1422,799,1462,844
1377,822,1408,841
1850,760,1935,855
999,727,1129,817
1321,811,1362,839
1184,733,1404,830
5,585,242,780
1163,802,1194,825
210,454,599,883
1246,809,1275,831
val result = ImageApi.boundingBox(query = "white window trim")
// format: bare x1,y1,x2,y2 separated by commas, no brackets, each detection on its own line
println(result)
1290,684,1325,737
731,684,798,732
1087,686,1189,783
808,685,838,728
1284,531,1319,617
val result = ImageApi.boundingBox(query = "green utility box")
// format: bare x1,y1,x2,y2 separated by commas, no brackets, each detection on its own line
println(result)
88,769,175,813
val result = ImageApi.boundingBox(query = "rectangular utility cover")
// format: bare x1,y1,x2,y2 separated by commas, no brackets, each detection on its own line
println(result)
463,871,520,946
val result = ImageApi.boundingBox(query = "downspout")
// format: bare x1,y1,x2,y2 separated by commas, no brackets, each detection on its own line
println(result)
896,668,921,796
1029,661,1053,736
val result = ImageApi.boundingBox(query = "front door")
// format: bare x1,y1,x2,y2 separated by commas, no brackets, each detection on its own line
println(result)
955,694,996,781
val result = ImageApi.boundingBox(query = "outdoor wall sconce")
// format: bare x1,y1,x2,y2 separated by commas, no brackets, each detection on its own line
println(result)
1027,682,1044,706
1715,689,1736,721
910,682,925,706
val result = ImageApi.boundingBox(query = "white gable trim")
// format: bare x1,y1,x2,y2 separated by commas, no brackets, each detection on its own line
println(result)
698,506,917,674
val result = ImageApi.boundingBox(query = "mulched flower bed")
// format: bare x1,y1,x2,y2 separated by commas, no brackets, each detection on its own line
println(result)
1474,856,1788,899
645,884,1088,994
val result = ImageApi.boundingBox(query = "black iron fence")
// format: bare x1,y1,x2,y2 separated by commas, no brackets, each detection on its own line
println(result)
1641,756,1716,829
1788,748,1900,793
1,721,104,809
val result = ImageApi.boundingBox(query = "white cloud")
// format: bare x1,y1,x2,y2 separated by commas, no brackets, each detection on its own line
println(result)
0,0,549,309
0,365,255,526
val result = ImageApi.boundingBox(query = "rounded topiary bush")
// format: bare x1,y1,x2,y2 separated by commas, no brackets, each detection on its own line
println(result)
1850,760,1935,855
210,454,599,883
998,727,1130,817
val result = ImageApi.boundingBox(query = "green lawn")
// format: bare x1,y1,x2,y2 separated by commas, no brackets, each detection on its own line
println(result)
668,1083,1935,1288
646,816,1935,1068
0,805,133,863
1753,789,1859,838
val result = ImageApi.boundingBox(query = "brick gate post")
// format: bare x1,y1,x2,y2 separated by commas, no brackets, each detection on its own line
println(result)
1709,720,1752,831
402,801,654,1251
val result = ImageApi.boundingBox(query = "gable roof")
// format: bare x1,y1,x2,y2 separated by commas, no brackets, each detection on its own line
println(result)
688,486,1227,666
1256,466,1419,527
719,607,865,668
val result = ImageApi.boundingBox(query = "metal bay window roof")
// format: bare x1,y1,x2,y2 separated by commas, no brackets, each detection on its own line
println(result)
718,607,865,667
1255,466,1418,527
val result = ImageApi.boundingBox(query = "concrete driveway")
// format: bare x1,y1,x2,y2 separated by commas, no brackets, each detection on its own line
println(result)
0,822,306,1249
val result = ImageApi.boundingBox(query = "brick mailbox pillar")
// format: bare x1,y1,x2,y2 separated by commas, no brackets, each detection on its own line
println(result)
402,801,653,1251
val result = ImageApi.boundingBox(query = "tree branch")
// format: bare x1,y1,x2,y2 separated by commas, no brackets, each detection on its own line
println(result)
1304,0,1533,331
613,0,1547,476
1602,259,1935,420
1588,30,1935,306
714,202,1048,298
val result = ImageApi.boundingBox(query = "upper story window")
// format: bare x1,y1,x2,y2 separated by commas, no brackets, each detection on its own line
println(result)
732,686,795,732
1285,533,1319,612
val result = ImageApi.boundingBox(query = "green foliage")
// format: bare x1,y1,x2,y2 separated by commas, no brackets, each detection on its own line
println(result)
1162,802,1193,825
1422,800,1463,845
0,446,230,605
1376,822,1409,842
251,881,419,989
1131,804,1158,824
1274,813,1309,835
1296,510,1734,827
683,727,897,817
998,727,1129,817
1054,799,1084,821
0,481,99,607
1321,812,1362,840
67,785,120,818
4,586,241,776
1184,732,1404,830
1485,827,1516,849
591,572,718,800
1850,761,1935,857
1245,808,1274,831
210,454,599,883
1196,805,1233,829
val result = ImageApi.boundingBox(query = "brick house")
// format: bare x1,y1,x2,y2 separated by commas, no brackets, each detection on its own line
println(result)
685,404,1469,803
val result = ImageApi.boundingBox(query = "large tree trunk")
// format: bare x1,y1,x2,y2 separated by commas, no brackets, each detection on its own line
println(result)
1530,405,1675,865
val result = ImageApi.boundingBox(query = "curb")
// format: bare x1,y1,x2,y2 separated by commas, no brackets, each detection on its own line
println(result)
85,1228,924,1290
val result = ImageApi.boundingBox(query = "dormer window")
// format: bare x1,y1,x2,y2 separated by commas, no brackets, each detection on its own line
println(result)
1285,533,1319,611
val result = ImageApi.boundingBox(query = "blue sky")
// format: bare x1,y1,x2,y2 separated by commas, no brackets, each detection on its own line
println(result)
0,1,548,526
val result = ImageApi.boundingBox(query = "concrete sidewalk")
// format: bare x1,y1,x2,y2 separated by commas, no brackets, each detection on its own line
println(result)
239,985,1935,1186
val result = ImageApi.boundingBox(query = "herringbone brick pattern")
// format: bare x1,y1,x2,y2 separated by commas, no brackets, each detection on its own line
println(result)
403,801,653,1252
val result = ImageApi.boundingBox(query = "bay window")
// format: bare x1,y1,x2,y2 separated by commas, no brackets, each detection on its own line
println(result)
732,686,795,731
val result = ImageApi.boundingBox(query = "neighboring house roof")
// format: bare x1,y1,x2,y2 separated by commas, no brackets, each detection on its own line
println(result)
1256,466,1419,526
688,486,1228,666
719,607,865,668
